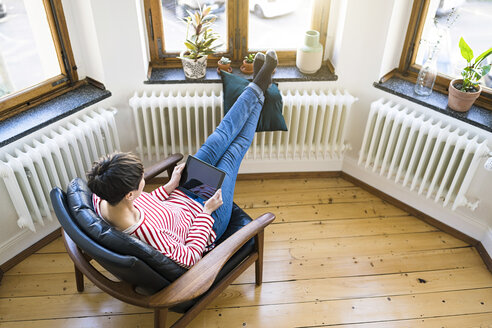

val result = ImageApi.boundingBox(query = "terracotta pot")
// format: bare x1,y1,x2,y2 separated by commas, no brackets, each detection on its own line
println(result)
217,63,232,74
240,60,254,74
447,79,481,112
180,50,207,79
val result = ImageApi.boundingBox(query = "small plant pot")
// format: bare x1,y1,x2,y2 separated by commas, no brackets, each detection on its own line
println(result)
240,60,254,74
217,63,232,74
180,50,207,79
447,79,482,112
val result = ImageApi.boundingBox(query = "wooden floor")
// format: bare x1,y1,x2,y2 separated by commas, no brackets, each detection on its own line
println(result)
1,176,492,327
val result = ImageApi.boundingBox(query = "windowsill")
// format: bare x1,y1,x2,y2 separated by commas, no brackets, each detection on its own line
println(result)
145,65,337,84
0,83,111,147
374,77,492,133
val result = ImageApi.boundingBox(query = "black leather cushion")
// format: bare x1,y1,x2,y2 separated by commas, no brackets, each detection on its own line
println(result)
67,178,187,282
51,187,170,294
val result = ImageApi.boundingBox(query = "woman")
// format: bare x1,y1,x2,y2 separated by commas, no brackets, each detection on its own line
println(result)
87,50,278,268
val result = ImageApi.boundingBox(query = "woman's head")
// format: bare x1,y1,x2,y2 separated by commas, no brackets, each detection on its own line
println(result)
87,152,144,205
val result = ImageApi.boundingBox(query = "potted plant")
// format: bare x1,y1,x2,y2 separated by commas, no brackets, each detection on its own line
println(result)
240,53,255,74
178,5,222,79
447,37,492,112
217,56,232,74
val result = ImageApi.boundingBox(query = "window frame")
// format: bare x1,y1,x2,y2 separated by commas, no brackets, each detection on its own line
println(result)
395,0,492,110
0,0,79,121
143,0,331,69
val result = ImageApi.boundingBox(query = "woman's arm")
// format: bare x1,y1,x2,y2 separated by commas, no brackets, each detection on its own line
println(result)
133,219,212,268
151,163,185,201
162,180,178,195
171,212,216,268
168,190,223,268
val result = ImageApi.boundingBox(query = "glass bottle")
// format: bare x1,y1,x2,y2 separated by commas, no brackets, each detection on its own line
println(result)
414,44,439,96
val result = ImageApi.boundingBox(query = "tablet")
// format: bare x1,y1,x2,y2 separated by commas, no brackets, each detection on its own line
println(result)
178,155,226,201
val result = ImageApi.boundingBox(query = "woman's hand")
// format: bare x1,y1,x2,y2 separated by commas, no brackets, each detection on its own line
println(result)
164,163,185,194
204,189,223,215
170,163,185,186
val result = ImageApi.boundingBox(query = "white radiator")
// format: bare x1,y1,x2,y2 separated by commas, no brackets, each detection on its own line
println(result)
130,88,356,163
0,108,120,231
359,99,489,211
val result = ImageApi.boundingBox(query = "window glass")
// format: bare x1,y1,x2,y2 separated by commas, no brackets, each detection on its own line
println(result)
248,0,312,51
0,0,60,99
415,0,492,88
161,0,227,53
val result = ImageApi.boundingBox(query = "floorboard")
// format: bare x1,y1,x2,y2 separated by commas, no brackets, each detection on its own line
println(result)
184,288,492,327
0,176,490,328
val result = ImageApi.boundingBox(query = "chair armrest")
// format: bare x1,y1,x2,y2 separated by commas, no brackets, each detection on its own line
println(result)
148,212,275,307
144,153,183,182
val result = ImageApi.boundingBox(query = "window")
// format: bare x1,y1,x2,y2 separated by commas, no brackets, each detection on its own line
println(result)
397,0,492,109
143,0,331,68
0,0,78,121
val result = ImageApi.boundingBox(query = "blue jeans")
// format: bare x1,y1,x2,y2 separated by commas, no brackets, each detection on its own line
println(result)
188,83,264,240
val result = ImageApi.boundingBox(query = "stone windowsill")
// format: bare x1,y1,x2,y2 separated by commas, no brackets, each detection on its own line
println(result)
0,84,112,147
374,77,492,133
145,65,337,84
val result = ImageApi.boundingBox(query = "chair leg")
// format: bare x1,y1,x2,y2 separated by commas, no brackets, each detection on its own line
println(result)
74,264,84,292
254,230,264,286
154,308,168,328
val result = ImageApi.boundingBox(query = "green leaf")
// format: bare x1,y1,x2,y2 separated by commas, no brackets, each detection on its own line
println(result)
459,37,474,62
203,39,213,48
475,48,492,66
184,41,196,50
482,64,491,77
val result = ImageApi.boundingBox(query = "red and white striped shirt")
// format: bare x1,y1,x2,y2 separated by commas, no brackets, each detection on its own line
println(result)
92,186,216,268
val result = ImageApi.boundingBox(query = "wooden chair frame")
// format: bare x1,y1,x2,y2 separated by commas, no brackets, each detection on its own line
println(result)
62,153,275,328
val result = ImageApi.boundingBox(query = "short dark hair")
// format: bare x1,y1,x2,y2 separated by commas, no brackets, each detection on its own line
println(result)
87,152,144,205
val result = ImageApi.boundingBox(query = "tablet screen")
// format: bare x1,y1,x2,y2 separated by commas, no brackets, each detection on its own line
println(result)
178,156,226,200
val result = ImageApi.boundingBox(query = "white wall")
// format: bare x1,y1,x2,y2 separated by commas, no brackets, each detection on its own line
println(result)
1,0,492,265
330,0,492,254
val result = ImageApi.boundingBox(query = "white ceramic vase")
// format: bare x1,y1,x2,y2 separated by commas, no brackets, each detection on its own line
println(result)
180,50,207,79
296,30,323,74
